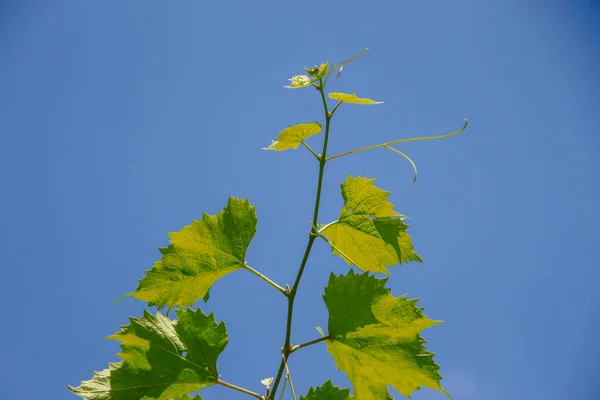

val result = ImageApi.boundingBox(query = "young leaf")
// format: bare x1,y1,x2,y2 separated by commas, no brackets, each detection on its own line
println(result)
263,122,322,151
300,380,352,400
69,309,228,400
131,197,257,309
285,74,317,88
305,62,329,79
261,377,273,389
321,176,422,274
323,271,448,399
328,92,382,105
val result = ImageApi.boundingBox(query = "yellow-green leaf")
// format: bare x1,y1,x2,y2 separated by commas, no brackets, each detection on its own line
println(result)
305,62,329,78
285,74,316,88
263,122,322,151
130,197,257,309
321,176,422,274
328,92,382,104
69,309,227,400
324,271,449,399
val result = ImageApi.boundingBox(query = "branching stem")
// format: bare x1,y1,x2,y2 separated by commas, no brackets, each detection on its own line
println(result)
268,77,333,399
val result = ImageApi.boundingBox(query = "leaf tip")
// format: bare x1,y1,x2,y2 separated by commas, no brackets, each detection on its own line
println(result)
112,292,134,305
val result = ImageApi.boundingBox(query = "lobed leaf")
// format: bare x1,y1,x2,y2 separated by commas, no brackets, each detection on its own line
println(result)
131,197,257,309
263,122,322,151
323,271,448,399
328,92,382,104
321,176,422,274
69,309,227,400
300,380,353,400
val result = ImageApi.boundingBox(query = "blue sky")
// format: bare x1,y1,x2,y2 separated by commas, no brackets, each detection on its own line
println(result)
1,1,598,399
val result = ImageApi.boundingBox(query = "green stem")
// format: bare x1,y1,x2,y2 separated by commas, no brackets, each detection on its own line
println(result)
326,118,469,161
285,363,297,400
269,78,332,400
290,335,331,353
243,264,287,296
277,376,288,400
217,379,265,400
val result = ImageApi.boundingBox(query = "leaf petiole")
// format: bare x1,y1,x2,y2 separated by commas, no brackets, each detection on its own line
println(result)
316,220,337,234
217,378,265,399
301,141,320,160
243,264,288,296
290,335,331,353
330,100,342,117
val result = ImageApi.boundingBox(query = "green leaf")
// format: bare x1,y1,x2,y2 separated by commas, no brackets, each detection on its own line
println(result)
323,271,449,399
69,309,228,400
328,92,382,104
300,380,352,400
263,122,322,151
129,197,257,309
321,176,422,274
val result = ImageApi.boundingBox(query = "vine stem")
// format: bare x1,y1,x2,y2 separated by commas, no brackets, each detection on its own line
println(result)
326,118,469,161
268,77,333,400
243,264,287,296
217,378,265,400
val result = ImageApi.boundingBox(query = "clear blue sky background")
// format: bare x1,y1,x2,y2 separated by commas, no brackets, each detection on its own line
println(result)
1,1,598,399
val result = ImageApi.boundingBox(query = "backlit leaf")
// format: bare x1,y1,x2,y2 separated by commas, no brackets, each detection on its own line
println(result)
69,309,227,400
300,380,352,400
263,122,322,151
285,74,316,88
324,271,448,399
131,197,257,309
328,92,382,104
321,176,422,274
